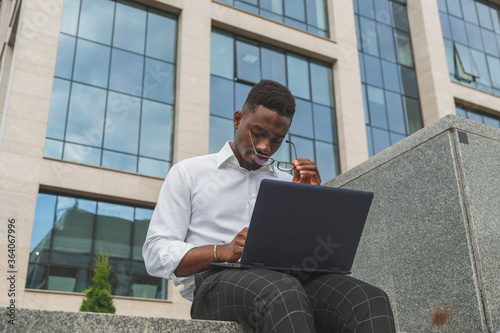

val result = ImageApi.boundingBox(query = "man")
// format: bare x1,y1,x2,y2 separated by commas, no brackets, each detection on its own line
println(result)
143,80,396,332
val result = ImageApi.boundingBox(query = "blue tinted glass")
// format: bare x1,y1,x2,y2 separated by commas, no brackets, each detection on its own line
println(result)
273,141,290,164
146,10,177,62
78,0,115,45
373,0,391,25
306,0,328,30
378,23,396,62
63,142,101,166
113,0,147,54
439,12,452,40
362,84,370,123
210,76,235,119
30,194,56,252
235,1,259,14
287,54,310,100
44,139,63,159
355,16,362,51
476,2,493,30
381,60,400,92
358,0,375,18
54,34,76,79
492,7,500,33
133,208,153,260
455,105,467,117
102,150,137,173
209,116,234,153
313,104,334,143
466,23,484,51
372,127,390,154
360,17,379,57
65,83,107,146
449,16,469,45
236,39,261,83
391,2,409,31
481,29,499,56
73,39,111,88
211,30,234,79
366,126,374,156
437,0,447,12
46,79,70,140
364,54,384,88
109,49,144,96
446,0,463,18
404,97,422,134
235,82,252,110
138,158,170,178
470,49,492,86
290,99,314,138
315,141,336,183
140,100,173,160
487,55,500,89
104,91,140,154
461,0,479,24
261,0,283,14
310,61,334,106
367,86,388,129
60,0,80,35
290,135,315,161
399,66,419,98
455,43,479,76
385,90,406,134
483,114,500,128
395,31,414,67
261,47,286,86
96,202,133,259
285,0,305,22
359,52,366,81
143,58,175,104
444,39,455,75
390,132,405,145
260,9,285,22
285,17,307,31
467,111,483,123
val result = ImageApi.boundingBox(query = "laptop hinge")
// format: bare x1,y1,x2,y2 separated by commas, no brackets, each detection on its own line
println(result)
330,267,342,273
253,262,265,268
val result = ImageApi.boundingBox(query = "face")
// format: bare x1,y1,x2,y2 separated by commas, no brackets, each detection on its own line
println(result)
231,105,292,171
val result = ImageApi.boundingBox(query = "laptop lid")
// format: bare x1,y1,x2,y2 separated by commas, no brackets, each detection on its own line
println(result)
239,179,373,273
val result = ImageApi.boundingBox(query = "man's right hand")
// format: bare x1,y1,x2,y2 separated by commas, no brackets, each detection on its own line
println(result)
217,227,248,263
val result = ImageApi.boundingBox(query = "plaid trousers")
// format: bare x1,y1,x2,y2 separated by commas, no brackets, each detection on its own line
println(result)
191,268,396,333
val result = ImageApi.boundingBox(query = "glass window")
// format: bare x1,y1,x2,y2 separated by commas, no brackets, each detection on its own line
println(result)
290,99,314,137
285,0,305,22
487,55,500,89
367,85,388,129
385,91,406,134
310,60,334,107
476,2,494,30
287,54,311,100
481,29,499,56
456,104,500,129
26,193,166,299
364,54,384,88
211,30,234,80
381,60,400,93
391,2,409,32
306,0,328,31
360,17,379,57
372,127,390,154
378,23,397,62
399,66,419,98
261,46,286,86
210,76,235,119
395,31,414,67
461,0,479,24
465,23,484,51
209,116,234,153
45,0,177,177
236,39,261,83
446,0,463,18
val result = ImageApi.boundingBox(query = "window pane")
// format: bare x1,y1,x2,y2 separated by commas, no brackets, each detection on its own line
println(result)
399,66,419,98
46,79,70,140
470,49,491,86
48,266,89,292
395,30,414,67
391,2,409,32
378,23,396,62
78,0,115,45
448,16,469,46
143,58,175,104
404,97,423,134
315,141,336,184
358,0,375,19
444,39,456,75
465,23,484,51
104,92,140,154
261,47,286,86
113,0,147,54
43,139,63,160
25,264,48,290
483,114,500,129
96,203,133,259
54,34,76,79
210,76,235,119
385,91,406,134
373,0,391,25
63,143,101,166
372,127,390,154
306,0,328,30
461,0,478,24
290,99,314,138
146,10,177,62
366,126,374,156
60,0,80,35
313,104,335,143
481,29,499,56
487,55,500,89
235,82,252,110
310,61,334,107
65,83,107,146
210,116,234,153
211,30,234,79
102,151,137,173
456,105,467,117
476,2,493,30
109,49,144,96
285,0,305,22
455,43,479,77
236,39,261,83
287,54,310,99
439,12,452,40
446,0,463,18
360,17,379,57
382,60,400,92
290,135,315,162
30,194,56,262
364,54,384,88
390,132,405,145
261,0,283,14
73,39,111,88
138,158,170,178
140,100,173,160
133,208,153,261
367,86,388,129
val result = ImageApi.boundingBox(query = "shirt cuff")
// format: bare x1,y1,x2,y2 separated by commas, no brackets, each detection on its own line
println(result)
158,241,195,284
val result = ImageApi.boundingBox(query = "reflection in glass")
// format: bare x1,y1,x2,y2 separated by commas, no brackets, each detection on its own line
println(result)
399,67,419,98
109,49,144,96
306,0,327,30
487,55,500,89
261,0,283,14
143,58,175,104
395,31,414,67
78,0,115,45
102,150,137,173
63,142,102,166
287,54,310,100
285,0,305,21
30,194,56,257
313,104,334,143
360,17,379,57
315,141,336,183
60,0,81,35
367,86,387,129
261,47,286,86
147,10,177,63
211,30,234,80
54,34,76,80
310,61,334,107
46,79,70,140
465,23,483,51
43,139,63,160
470,49,491,86
140,100,173,160
235,83,252,111
113,0,147,54
364,54,383,88
290,99,314,137
209,116,234,153
481,29,498,56
404,97,422,134
104,92,141,154
73,39,111,88
236,39,261,84
449,16,468,45
391,2,409,32
96,202,133,259
133,208,153,261
138,158,170,178
372,127,390,155
290,135,315,162
461,0,479,24
378,23,396,62
381,60,400,93
476,2,493,30
446,0,463,18
385,91,406,134
210,76,235,119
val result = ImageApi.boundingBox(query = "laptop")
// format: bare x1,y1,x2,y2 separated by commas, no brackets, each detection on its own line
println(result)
211,179,373,274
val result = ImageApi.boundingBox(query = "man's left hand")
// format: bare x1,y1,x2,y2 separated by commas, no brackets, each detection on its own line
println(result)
292,159,321,186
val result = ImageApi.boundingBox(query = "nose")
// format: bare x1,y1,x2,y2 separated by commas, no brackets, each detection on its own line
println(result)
255,137,271,155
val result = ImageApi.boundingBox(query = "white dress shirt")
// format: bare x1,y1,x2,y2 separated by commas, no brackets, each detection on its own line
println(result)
143,142,293,301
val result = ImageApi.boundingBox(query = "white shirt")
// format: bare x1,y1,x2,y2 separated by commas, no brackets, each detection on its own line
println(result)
142,142,293,301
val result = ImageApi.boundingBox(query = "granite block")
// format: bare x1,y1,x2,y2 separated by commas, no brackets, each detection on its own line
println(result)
0,308,248,333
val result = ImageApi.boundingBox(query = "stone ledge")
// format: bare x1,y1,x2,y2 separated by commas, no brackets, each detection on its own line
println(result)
0,308,248,333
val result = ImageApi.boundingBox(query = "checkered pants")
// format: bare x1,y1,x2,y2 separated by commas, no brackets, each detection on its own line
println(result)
191,269,395,333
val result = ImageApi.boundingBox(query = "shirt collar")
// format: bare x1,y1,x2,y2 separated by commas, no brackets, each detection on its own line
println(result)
216,141,278,177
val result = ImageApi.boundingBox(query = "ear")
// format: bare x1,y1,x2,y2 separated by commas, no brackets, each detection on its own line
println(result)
233,111,243,129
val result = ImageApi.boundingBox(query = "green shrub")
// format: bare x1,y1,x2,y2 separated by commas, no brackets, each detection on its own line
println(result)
79,246,116,314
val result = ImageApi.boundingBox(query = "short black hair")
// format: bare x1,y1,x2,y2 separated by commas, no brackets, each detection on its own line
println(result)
241,80,295,118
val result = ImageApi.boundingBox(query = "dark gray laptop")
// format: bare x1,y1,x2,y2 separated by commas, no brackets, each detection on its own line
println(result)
211,179,373,274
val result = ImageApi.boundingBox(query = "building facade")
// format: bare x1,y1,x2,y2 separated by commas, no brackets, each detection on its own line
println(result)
0,0,499,320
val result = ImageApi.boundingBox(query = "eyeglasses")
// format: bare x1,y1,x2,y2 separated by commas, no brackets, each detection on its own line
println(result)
248,130,298,171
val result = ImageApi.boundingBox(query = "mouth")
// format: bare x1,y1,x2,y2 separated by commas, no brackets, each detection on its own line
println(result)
250,152,271,166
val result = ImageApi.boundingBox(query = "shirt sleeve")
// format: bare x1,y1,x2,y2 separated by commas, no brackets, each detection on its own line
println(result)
142,162,195,284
